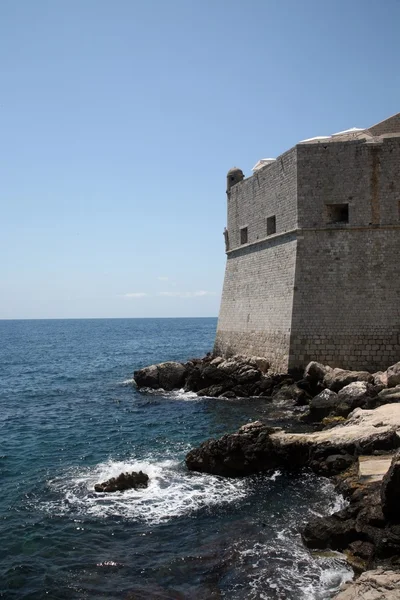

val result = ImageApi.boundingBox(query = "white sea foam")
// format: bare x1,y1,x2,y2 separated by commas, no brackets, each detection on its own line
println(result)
137,387,200,401
235,533,353,600
119,378,136,386
44,457,250,525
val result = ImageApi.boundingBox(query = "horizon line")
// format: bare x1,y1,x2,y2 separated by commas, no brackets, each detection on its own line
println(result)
0,316,218,321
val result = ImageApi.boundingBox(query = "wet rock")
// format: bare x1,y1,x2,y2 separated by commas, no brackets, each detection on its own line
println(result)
134,361,187,391
387,361,400,388
347,540,375,561
308,389,340,421
185,421,282,477
271,383,310,406
381,452,400,522
94,471,149,493
332,569,400,600
302,514,358,550
323,369,373,393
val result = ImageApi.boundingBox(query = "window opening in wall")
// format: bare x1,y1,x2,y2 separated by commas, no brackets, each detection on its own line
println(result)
240,227,248,245
326,203,349,224
267,215,276,235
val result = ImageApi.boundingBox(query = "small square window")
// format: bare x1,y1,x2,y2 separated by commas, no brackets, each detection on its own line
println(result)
240,227,248,244
326,203,349,224
267,215,276,235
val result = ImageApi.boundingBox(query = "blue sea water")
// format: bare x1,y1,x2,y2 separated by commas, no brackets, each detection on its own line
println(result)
0,318,352,599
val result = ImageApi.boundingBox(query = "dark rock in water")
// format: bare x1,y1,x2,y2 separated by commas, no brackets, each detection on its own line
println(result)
134,354,304,399
134,361,187,391
381,452,400,522
94,470,149,493
271,383,310,406
302,513,358,550
308,389,340,421
185,421,285,477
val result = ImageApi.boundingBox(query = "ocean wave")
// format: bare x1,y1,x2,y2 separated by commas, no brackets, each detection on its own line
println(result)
136,387,200,401
233,528,352,600
43,457,262,525
119,378,136,386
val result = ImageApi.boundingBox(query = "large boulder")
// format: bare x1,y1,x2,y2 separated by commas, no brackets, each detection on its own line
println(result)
94,471,149,493
304,361,331,384
336,382,377,417
134,361,187,391
381,453,400,522
373,371,388,387
377,386,400,406
323,368,373,392
271,383,310,405
332,569,400,600
302,513,358,550
185,421,283,477
308,389,340,421
387,362,400,388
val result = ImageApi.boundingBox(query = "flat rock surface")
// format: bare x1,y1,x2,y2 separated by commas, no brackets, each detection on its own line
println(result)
333,569,400,599
271,404,400,449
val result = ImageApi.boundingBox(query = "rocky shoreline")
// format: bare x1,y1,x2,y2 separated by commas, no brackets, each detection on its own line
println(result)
133,355,400,599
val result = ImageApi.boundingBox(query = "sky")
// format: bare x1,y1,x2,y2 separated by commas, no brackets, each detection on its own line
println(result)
1,0,400,319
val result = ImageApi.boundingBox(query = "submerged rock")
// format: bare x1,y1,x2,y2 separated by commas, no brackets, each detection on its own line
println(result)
94,471,149,493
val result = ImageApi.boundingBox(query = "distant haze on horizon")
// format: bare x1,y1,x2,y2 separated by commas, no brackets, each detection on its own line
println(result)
1,0,400,319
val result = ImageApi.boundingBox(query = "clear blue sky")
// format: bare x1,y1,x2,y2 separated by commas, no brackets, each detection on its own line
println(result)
1,0,399,319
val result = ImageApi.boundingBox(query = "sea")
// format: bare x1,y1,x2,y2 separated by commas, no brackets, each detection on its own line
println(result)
0,318,353,599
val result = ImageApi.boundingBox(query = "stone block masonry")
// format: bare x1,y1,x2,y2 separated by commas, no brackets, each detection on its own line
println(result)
214,113,400,372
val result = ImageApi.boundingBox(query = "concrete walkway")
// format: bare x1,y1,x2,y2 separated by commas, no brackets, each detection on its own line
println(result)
358,454,395,483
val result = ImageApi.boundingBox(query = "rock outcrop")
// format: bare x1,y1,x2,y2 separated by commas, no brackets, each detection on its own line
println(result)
133,354,307,399
185,404,400,477
94,471,149,493
332,569,400,599
134,362,187,391
133,357,400,421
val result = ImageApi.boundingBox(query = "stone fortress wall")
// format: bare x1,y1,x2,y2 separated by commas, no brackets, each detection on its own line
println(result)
214,113,400,372
214,149,298,370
